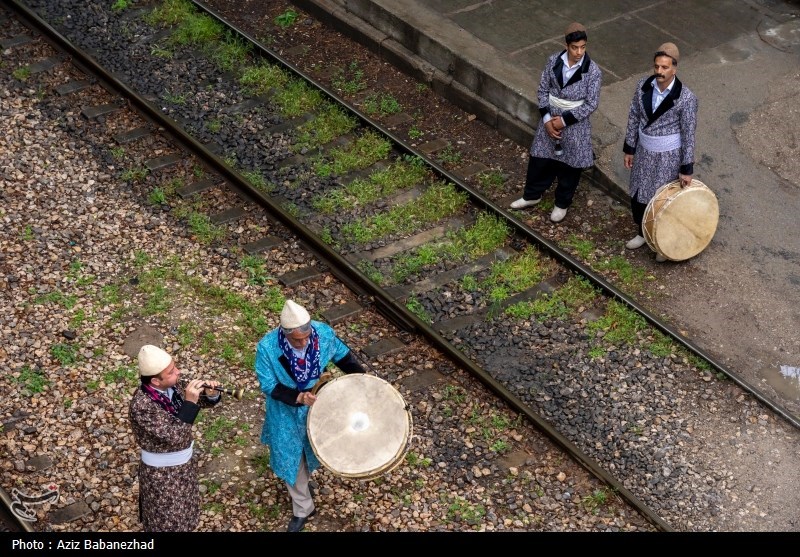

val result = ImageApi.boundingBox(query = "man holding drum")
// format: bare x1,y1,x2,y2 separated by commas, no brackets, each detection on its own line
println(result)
510,22,602,223
623,42,699,262
255,299,366,532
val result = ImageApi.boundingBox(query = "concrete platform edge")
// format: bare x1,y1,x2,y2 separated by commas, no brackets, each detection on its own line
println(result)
290,0,629,203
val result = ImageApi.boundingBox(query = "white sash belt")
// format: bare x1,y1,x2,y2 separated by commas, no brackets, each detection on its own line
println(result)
638,129,681,152
142,441,193,467
548,94,584,111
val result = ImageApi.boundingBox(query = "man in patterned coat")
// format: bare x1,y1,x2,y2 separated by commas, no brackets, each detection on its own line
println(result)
623,42,698,262
129,344,221,531
255,299,365,532
510,22,602,223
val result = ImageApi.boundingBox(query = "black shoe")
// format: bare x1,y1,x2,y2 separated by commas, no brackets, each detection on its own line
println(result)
286,509,316,532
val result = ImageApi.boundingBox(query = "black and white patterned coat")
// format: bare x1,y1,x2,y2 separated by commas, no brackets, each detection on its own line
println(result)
623,75,698,203
529,51,602,169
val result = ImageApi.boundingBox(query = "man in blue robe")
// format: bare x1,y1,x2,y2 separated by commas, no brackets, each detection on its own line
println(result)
255,299,365,532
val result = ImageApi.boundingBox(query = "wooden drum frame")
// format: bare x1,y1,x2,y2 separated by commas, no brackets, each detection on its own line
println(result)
643,179,719,261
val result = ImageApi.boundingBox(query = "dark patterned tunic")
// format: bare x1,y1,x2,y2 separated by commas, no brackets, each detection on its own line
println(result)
530,51,602,169
623,75,699,203
129,382,219,532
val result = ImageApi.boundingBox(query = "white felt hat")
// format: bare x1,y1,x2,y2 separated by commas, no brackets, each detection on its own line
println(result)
137,344,172,377
280,300,310,329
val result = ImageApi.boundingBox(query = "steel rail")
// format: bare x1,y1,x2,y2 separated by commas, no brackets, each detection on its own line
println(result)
187,1,800,430
0,485,34,533
6,0,672,531
10,0,793,531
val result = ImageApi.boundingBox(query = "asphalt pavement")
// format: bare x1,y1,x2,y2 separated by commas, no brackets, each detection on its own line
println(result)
294,0,800,417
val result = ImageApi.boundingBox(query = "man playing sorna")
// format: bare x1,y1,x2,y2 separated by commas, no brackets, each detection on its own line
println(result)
129,345,222,531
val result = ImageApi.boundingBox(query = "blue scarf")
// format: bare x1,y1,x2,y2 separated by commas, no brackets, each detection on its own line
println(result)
278,326,321,391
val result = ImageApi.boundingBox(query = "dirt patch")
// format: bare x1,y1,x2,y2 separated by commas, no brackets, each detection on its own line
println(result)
733,71,800,189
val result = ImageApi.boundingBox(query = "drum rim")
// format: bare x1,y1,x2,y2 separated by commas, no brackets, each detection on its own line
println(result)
642,179,718,260
307,374,413,479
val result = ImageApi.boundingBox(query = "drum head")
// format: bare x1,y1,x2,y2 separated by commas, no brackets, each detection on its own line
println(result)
644,179,719,261
307,374,411,479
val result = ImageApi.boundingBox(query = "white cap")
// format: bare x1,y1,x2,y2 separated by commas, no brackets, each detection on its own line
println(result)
280,300,310,329
137,344,172,377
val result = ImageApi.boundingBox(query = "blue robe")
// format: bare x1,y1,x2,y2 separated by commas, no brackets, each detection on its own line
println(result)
254,321,351,485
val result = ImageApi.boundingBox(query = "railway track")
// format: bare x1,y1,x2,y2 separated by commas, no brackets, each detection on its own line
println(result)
2,0,799,532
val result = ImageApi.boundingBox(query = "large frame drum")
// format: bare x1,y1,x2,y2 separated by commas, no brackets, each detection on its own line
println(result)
307,374,412,480
643,179,719,261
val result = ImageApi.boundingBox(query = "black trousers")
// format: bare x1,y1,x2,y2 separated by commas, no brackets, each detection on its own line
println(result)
522,155,582,209
630,193,648,236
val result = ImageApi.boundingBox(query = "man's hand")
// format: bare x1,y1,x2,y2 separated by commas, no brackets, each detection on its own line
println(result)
544,119,562,140
185,379,206,403
296,391,317,407
201,380,221,397
624,154,634,169
679,173,692,188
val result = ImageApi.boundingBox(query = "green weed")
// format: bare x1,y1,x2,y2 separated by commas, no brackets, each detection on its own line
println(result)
146,0,195,26
477,170,505,191
274,10,299,28
206,119,222,133
361,92,401,117
239,63,289,96
357,259,384,285
445,495,486,525
103,364,138,387
251,449,270,475
461,274,478,291
505,275,597,321
595,255,647,289
187,212,225,244
13,366,51,395
340,181,467,243
163,91,187,105
211,35,251,71
35,290,77,309
240,255,272,285
312,155,427,213
273,78,324,118
293,104,357,152
331,62,367,95
111,0,133,11
148,187,167,205
12,66,31,81
490,439,510,453
205,416,237,442
314,130,392,177
587,299,647,346
437,144,463,165
581,488,610,514
121,167,149,183
565,234,595,260
50,343,79,366
406,296,431,324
